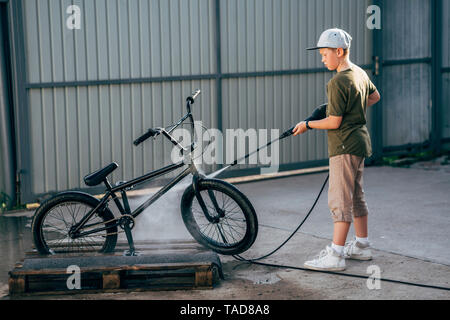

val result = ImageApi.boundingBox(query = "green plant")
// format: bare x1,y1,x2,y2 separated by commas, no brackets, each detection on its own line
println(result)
381,155,400,165
0,191,26,213
0,191,12,213
380,150,448,167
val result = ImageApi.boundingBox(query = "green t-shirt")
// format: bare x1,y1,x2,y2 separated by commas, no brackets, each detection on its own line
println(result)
326,64,377,158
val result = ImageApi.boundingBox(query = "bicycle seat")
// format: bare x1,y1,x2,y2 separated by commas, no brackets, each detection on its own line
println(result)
84,162,119,186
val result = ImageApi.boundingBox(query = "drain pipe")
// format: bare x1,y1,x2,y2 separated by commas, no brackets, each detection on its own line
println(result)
0,87,16,210
0,12,16,210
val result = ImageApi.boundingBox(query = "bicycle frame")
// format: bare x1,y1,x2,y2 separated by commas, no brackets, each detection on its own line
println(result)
70,97,204,239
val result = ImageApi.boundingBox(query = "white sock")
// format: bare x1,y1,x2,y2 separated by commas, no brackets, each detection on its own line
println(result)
356,236,369,245
331,243,344,255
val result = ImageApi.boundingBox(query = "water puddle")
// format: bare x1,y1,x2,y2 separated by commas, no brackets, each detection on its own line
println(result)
0,213,34,287
236,270,282,285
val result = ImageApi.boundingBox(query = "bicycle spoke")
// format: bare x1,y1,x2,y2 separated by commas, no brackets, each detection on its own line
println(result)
41,201,109,253
216,224,228,244
223,201,240,215
188,186,251,248
222,223,244,242
223,220,245,234
222,216,245,233
222,219,242,242
50,208,69,228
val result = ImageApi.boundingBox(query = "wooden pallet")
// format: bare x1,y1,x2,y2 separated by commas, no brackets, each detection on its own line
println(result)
23,239,210,259
9,240,223,296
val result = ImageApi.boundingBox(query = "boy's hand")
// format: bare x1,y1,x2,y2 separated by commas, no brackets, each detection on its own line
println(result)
292,121,308,136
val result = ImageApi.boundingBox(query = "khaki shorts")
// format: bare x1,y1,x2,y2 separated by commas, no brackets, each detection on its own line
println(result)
328,154,369,223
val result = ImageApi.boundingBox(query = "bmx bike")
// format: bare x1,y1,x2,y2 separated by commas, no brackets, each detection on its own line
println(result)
31,90,258,256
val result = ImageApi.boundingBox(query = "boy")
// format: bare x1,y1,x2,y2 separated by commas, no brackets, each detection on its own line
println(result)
292,28,381,271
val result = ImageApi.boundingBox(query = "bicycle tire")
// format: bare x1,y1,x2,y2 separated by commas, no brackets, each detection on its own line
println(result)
31,192,118,255
180,178,258,255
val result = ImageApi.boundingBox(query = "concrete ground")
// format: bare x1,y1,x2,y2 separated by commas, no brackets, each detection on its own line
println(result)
1,159,449,300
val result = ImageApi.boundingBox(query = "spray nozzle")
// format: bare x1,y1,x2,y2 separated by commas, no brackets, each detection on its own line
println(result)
280,126,296,139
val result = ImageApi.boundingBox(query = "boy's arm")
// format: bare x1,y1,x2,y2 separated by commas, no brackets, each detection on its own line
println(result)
293,80,346,135
308,89,379,130
308,115,342,130
368,89,381,107
311,79,344,130
304,103,328,121
292,115,342,136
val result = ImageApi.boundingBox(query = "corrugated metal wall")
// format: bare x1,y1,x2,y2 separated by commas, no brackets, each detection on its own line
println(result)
442,0,450,140
25,0,217,82
27,81,217,194
220,0,374,166
5,0,446,204
23,0,217,195
381,0,432,148
19,0,375,200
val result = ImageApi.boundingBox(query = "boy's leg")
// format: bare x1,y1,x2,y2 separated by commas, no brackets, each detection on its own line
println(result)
354,215,368,238
303,154,360,271
344,158,372,260
345,214,372,260
333,221,351,246
328,154,356,244
352,157,369,238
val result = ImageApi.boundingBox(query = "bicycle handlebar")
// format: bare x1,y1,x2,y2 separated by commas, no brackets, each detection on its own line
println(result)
186,89,201,104
134,90,201,147
133,128,161,146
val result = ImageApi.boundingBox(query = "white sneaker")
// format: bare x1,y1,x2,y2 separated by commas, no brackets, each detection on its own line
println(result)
344,238,372,260
303,245,346,271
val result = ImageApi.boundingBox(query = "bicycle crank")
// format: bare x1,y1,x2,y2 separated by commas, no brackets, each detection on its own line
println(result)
118,214,135,230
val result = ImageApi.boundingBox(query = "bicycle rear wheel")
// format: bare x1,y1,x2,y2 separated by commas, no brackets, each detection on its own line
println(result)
31,192,118,255
180,179,258,255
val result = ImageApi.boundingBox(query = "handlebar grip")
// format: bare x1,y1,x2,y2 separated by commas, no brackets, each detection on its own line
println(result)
187,89,201,103
192,89,201,100
133,128,159,146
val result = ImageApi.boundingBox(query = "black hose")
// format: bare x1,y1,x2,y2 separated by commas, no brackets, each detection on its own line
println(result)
233,174,329,262
229,128,450,292
246,260,450,292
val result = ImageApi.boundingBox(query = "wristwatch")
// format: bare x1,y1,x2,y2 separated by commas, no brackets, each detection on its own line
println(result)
305,121,312,130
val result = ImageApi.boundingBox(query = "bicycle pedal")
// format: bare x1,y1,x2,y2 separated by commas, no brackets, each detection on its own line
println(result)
123,249,141,257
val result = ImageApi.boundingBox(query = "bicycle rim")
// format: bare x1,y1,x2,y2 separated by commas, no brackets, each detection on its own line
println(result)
39,201,112,254
190,188,250,249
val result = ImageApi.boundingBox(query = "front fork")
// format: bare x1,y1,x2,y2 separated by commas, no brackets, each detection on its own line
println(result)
192,174,225,224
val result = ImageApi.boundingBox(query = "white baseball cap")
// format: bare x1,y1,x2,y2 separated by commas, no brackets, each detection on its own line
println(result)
306,28,352,50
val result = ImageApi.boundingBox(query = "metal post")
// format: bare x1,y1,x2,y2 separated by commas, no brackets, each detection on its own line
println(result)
431,0,443,154
0,2,15,209
371,0,384,163
9,0,32,204
215,0,223,171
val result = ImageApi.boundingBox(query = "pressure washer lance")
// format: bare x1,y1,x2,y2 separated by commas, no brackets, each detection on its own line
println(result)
206,125,297,179
207,103,328,179
205,103,450,292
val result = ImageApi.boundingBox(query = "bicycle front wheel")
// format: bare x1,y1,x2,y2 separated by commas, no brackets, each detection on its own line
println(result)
180,179,258,255
31,192,118,255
